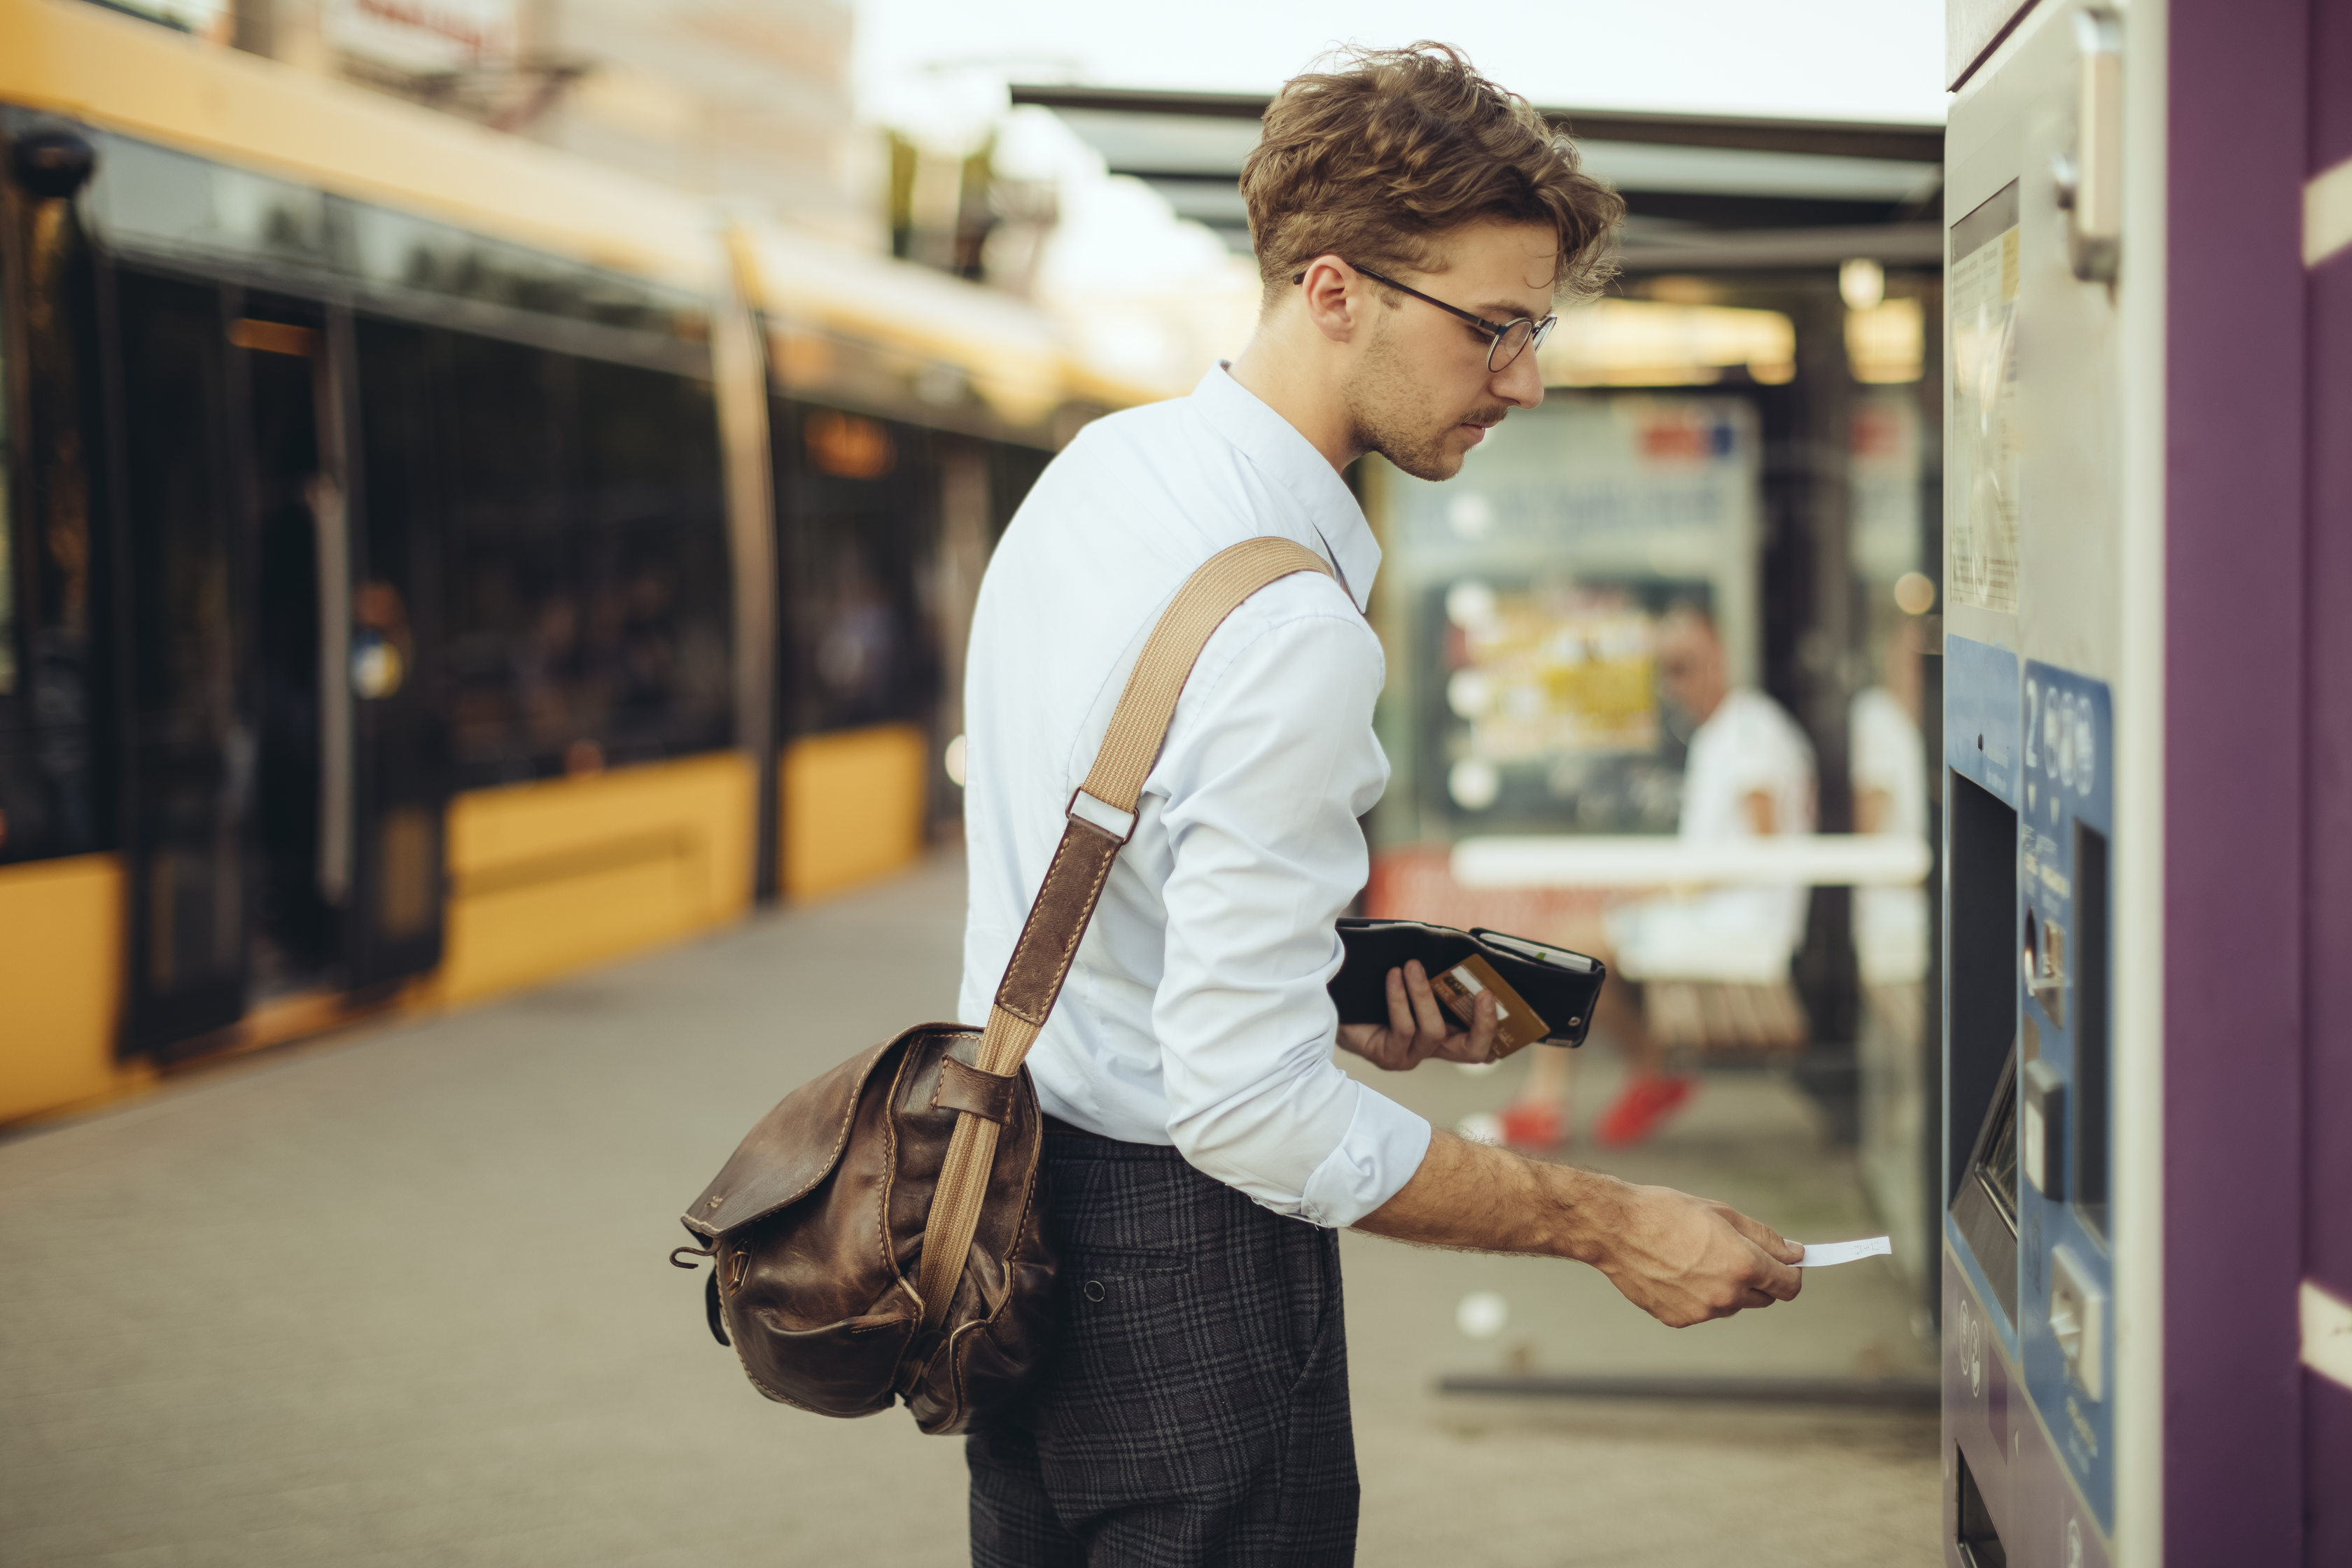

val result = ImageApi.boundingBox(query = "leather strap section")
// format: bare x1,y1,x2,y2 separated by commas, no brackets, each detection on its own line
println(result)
993,819,1123,1025
930,1057,1019,1124
913,537,1333,1329
1079,538,1332,813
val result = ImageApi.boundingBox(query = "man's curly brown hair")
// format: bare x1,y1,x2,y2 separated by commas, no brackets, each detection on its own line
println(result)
1241,42,1622,308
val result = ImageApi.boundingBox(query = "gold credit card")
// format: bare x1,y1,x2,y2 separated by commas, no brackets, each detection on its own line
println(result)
1429,954,1550,1060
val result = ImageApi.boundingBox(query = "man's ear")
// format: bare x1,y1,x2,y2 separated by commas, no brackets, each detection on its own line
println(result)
1296,255,1361,345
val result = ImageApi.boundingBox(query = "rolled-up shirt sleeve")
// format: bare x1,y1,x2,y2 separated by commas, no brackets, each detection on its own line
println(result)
1149,608,1433,1227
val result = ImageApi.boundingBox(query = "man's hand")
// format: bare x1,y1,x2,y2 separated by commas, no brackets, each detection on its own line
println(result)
1582,1181,1804,1327
1337,961,1499,1070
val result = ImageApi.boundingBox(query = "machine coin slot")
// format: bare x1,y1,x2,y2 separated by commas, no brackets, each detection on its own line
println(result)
2022,1058,2066,1199
2075,822,2112,1239
1956,1446,2008,1567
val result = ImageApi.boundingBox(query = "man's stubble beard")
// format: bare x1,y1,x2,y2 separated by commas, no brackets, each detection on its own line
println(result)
1343,311,1509,482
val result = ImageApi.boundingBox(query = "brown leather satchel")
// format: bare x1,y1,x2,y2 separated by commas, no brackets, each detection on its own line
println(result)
673,538,1334,1435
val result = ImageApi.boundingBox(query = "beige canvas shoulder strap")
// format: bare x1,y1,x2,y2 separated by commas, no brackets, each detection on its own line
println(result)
911,536,1334,1327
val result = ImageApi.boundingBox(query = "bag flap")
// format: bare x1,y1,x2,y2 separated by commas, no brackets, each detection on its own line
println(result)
681,1031,906,1238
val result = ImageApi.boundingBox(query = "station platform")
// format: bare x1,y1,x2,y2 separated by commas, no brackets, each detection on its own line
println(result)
1,853,1938,1567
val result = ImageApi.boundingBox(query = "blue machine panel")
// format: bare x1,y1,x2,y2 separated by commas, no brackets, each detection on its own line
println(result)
2016,662,2115,1529
1946,635,2019,803
1942,638,2118,1557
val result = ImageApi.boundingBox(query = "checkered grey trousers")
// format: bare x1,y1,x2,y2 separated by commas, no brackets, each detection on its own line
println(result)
966,1132,1359,1567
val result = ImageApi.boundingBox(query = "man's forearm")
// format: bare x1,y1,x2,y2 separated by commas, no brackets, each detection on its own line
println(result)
1352,1128,1623,1261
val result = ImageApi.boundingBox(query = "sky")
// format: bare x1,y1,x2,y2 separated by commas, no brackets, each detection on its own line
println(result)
854,0,1951,139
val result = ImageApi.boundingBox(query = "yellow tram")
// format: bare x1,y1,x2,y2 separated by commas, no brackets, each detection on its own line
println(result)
0,0,1147,1124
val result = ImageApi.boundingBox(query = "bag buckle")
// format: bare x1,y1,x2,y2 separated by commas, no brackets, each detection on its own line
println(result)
1065,787,1138,844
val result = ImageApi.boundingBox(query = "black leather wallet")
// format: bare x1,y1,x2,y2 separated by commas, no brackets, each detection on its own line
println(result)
1329,918,1606,1049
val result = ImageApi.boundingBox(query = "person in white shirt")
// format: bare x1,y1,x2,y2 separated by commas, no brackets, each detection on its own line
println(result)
1499,604,1818,1149
959,44,1802,1567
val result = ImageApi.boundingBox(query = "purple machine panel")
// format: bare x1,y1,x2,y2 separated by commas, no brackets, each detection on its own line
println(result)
2162,0,2313,1561
2295,3,2352,1563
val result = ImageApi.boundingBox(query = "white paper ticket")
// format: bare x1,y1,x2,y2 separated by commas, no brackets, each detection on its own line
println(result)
1796,1236,1893,1268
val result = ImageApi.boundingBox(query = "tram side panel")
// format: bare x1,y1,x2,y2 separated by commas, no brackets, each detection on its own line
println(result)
1,40,1086,1121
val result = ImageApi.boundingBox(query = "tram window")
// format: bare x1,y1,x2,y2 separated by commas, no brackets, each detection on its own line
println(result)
0,260,13,702
0,244,22,852
573,358,730,767
779,403,940,738
388,329,732,788
0,195,106,866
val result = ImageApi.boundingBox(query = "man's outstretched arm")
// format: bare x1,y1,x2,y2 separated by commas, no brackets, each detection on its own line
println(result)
1354,1130,1804,1327
1343,961,1802,1327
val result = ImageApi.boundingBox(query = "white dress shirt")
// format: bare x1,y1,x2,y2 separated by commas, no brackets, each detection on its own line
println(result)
958,365,1432,1228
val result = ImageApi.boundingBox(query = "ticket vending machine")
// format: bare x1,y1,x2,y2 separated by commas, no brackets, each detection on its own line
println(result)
1942,2,2348,1564
1940,4,2132,1563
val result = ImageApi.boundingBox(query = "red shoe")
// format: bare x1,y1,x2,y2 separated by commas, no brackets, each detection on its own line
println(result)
1497,1100,1567,1151
1595,1074,1696,1147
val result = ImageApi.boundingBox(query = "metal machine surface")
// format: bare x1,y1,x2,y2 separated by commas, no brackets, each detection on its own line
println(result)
1941,1,2347,1564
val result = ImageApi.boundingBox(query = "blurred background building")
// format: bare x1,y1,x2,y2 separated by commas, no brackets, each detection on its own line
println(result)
103,0,873,245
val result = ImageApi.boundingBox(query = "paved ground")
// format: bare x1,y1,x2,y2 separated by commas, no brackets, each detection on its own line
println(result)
1,853,1941,1567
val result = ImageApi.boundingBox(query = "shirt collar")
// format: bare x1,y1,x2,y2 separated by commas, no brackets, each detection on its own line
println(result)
1189,363,1380,612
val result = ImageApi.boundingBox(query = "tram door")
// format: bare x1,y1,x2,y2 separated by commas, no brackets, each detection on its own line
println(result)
238,302,340,1007
113,272,436,1058
114,270,249,1054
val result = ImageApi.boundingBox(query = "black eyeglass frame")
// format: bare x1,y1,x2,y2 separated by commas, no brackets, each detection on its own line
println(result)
1292,259,1558,374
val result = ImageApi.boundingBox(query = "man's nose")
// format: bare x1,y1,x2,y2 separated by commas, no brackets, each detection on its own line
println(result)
1493,345,1545,409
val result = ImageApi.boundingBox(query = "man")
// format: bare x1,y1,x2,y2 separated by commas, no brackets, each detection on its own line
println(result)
958,44,1803,1567
1499,602,1819,1150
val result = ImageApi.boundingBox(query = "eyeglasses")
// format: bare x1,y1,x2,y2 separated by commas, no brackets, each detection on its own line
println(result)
1295,260,1558,373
